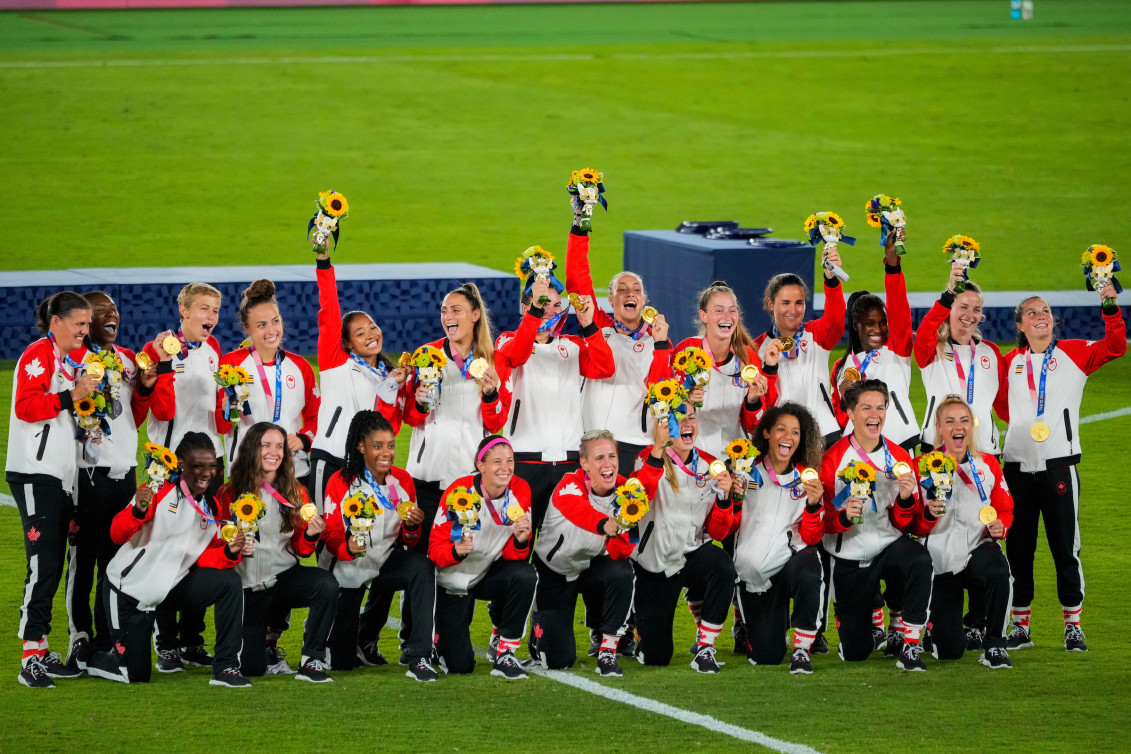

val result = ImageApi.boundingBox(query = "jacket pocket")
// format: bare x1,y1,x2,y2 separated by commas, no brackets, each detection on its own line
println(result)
1063,408,1072,442
891,393,909,425
35,424,51,462
509,399,521,435
637,521,655,554
545,534,565,562
835,533,843,554
325,406,342,438
416,437,426,464
819,384,836,417
640,402,648,434
119,548,146,584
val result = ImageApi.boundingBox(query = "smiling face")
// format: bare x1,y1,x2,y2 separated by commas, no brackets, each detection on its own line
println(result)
476,444,514,496
763,413,802,467
345,312,383,359
610,273,645,326
525,288,562,340
181,448,218,497
441,292,481,345
258,428,286,478
359,429,396,479
699,291,739,343
854,304,889,352
848,390,888,445
580,438,619,495
246,301,284,356
948,291,983,343
670,406,699,456
88,293,119,348
51,306,92,352
768,284,806,337
936,402,974,459
179,294,220,343
1018,297,1054,346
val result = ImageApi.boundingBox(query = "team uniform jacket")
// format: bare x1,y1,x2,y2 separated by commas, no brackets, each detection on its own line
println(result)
403,340,511,488
534,468,636,581
106,482,236,611
820,435,933,563
143,336,224,456
670,338,776,460
831,263,919,446
753,277,846,437
630,447,730,577
724,459,826,593
428,474,533,595
564,229,674,445
70,344,151,479
318,467,421,589
313,259,403,461
6,338,83,492
914,290,1007,454
215,484,317,591
502,320,616,462
914,451,1015,576
214,347,320,477
996,310,1126,472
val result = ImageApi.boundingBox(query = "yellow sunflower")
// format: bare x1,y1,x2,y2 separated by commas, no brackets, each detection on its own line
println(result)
672,351,691,372
513,256,527,280
823,212,844,228
159,448,178,470
233,494,261,522
652,379,678,402
893,197,901,206
854,463,876,483
726,438,751,459
320,191,349,217
342,495,363,519
74,397,97,417
866,211,882,228
619,499,648,524
447,487,476,513
217,364,234,380
927,454,946,472
803,215,817,232
690,348,711,370
1081,250,1093,265
1089,244,1114,266
577,167,600,183
957,235,980,251
145,441,161,455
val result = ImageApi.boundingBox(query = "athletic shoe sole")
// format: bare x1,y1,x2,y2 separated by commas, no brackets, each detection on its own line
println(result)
978,654,1013,669
790,666,813,675
87,665,129,683
43,669,83,679
489,669,528,680
208,679,252,688
1065,645,1089,652
689,662,720,674
295,673,333,683
1008,641,1034,650
895,661,926,672
406,670,438,683
595,667,623,677
18,675,55,689
155,664,185,674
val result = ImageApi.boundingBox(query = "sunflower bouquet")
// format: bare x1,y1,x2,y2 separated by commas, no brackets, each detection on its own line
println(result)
411,345,448,410
567,167,607,233
865,194,906,255
837,460,877,524
803,211,853,282
138,443,176,494
308,190,349,252
917,451,957,512
612,480,650,541
72,385,113,464
215,364,254,422
1080,244,1122,307
648,379,689,438
672,346,712,399
231,492,267,557
444,486,483,542
84,349,126,402
514,245,564,306
942,235,981,294
341,490,379,549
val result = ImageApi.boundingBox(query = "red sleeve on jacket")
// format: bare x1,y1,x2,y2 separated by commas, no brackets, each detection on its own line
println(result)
604,531,636,560
401,369,429,428
480,388,508,434
648,339,672,385
146,342,177,423
705,499,733,543
884,264,914,358
820,443,851,535
914,298,950,369
796,464,826,545
495,312,542,373
392,469,422,548
13,340,64,423
109,486,159,544
320,472,355,562
985,454,1015,537
806,278,846,351
316,263,350,371
551,471,609,535
501,477,533,560
738,348,768,433
289,488,317,557
634,448,665,500
429,479,462,567
577,329,616,380
564,230,615,330
293,353,321,441
991,342,1012,423
1058,310,1128,375
887,446,927,534
196,532,241,569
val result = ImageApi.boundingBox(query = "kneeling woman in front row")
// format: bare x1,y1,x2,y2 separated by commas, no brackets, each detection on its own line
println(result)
429,436,537,680
918,396,1015,668
320,411,438,682
217,422,340,683
729,403,826,675
86,433,251,687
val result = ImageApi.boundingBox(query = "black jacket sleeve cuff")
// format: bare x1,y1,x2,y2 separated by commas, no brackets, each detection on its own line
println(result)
527,304,545,319
714,497,732,511
157,360,174,375
1102,303,1120,316
223,543,240,561
316,257,332,270
299,433,312,453
512,535,530,550
839,510,853,528
652,339,671,350
481,390,498,404
453,545,468,563
595,517,611,536
132,504,148,519
744,397,762,412
939,290,956,308
415,401,431,414
824,275,841,288
896,494,915,508
646,454,665,469
570,226,589,237
924,508,938,522
805,503,822,514
580,321,599,338
885,261,902,275
762,362,779,376
57,390,74,412
135,380,154,398
303,528,320,542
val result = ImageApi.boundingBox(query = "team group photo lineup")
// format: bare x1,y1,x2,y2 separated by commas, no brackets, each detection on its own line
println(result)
9,174,1125,691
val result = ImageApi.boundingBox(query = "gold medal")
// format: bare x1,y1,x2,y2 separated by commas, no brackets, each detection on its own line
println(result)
161,335,181,356
843,367,861,382
778,336,795,352
219,523,238,543
978,505,998,525
135,351,152,371
892,461,912,478
398,352,412,370
1030,422,1050,442
641,306,658,325
740,364,760,383
505,503,525,522
397,501,415,521
974,415,981,428
801,467,819,483
299,503,317,522
85,360,105,379
624,477,643,489
709,460,726,477
568,293,583,310
468,357,488,380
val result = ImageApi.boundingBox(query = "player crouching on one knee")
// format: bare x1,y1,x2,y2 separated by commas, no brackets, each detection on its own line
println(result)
529,430,638,677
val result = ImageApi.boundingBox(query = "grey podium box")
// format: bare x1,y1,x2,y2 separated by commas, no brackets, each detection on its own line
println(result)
623,231,816,344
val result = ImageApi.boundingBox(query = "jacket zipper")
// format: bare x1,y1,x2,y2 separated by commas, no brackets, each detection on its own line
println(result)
35,424,51,461
325,406,342,437
545,534,565,562
921,396,936,439
416,437,427,464
640,402,648,434
119,548,146,585
509,399,522,435
819,384,836,417
891,393,909,425
638,521,655,554
1063,408,1073,443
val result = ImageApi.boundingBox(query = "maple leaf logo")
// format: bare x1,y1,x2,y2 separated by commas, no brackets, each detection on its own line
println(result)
27,527,41,543
534,623,543,639
68,520,79,534
115,641,126,656
496,335,512,350
24,358,44,379
505,376,513,393
559,482,583,497
324,500,337,516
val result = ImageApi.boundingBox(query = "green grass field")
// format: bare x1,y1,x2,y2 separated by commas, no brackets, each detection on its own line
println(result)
1,1,1130,752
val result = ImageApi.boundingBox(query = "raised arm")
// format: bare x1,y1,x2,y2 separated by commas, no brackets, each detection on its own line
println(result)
806,276,846,351
316,257,349,372
884,258,913,358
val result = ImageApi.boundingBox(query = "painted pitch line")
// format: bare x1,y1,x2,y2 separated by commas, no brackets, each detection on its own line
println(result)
0,43,1129,70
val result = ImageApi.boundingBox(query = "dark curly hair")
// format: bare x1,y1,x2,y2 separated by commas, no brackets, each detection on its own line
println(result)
342,410,395,487
751,402,824,471
174,431,219,515
833,290,886,384
226,422,306,533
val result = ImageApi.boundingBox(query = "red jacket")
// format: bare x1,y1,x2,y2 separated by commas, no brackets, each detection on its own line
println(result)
429,474,532,569
320,467,421,562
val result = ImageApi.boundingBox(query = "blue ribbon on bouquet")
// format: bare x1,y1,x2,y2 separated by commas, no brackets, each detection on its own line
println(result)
1085,261,1123,294
447,509,482,542
807,226,856,247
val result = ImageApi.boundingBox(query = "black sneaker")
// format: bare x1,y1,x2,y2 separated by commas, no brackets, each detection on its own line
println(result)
356,640,387,667
490,650,528,680
155,648,185,673
40,652,82,679
615,631,636,659
265,645,294,675
896,641,927,672
18,656,55,689
398,651,412,667
979,647,1013,669
179,644,213,668
296,657,333,683
406,655,439,682
86,650,128,683
732,620,749,655
883,628,904,658
789,648,813,675
1064,623,1088,652
964,626,985,651
1005,623,1034,650
587,629,601,658
487,634,501,663
810,633,829,655
66,635,92,671
596,649,623,677
872,626,887,652
209,666,253,688
690,644,721,674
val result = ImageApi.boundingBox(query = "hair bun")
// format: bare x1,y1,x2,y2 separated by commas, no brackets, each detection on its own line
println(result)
244,278,276,301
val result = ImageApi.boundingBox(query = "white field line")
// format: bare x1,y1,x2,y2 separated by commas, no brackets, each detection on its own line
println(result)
3,402,1129,508
0,43,1129,70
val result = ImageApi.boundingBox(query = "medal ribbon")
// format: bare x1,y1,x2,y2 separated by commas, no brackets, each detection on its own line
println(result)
950,339,977,405
176,329,202,360
612,318,650,341
771,323,805,360
251,347,285,422
448,342,476,380
475,476,510,525
537,310,568,335
1025,340,1057,423
762,461,802,490
700,337,744,387
848,434,896,480
179,478,215,525
850,349,878,376
261,481,294,509
665,447,704,481
349,351,389,382
48,333,84,381
954,454,988,503
363,465,400,511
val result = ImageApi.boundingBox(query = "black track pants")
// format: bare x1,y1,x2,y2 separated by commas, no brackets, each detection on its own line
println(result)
736,546,824,666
